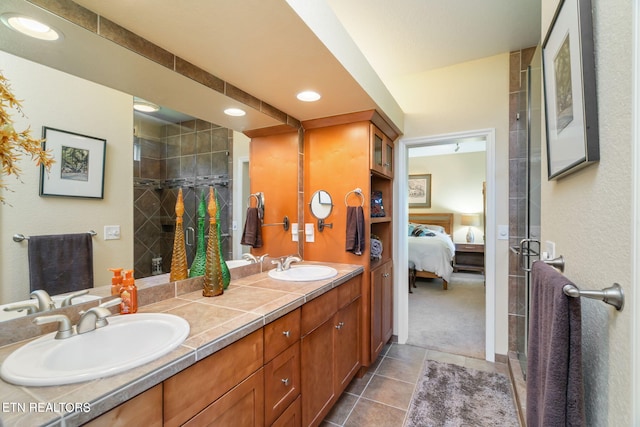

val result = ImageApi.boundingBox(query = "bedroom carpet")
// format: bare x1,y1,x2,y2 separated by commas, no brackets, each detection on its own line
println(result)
404,359,519,427
407,273,485,359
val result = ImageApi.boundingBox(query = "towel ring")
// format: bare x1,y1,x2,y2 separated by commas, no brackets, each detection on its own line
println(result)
345,188,364,207
248,193,261,208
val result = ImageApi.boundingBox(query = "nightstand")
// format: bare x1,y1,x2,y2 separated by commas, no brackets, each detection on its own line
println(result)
454,243,485,274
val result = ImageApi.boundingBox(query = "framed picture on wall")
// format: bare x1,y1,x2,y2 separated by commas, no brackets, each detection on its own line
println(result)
408,174,431,208
40,127,106,199
542,0,599,180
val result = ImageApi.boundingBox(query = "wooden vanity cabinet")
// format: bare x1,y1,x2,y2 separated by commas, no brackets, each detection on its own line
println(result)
300,276,361,427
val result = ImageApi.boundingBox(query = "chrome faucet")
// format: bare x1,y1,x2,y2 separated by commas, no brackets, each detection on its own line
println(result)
30,290,56,312
59,289,90,307
243,253,269,263
283,256,302,270
76,307,113,334
3,290,55,314
242,253,258,263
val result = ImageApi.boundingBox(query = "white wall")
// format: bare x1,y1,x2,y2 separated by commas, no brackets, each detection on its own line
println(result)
540,0,633,424
0,51,133,303
398,53,510,355
409,151,486,243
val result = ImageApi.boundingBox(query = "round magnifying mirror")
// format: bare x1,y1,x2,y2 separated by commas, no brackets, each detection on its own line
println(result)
309,190,333,219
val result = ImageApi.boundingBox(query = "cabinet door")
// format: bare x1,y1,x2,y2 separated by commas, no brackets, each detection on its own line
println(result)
381,263,393,345
85,384,162,427
271,396,302,427
370,265,384,357
184,369,264,427
301,319,335,427
335,297,360,392
383,138,394,178
371,125,385,174
370,261,393,359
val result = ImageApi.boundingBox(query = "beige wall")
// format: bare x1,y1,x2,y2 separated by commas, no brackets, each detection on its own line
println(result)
540,0,633,424
398,53,510,355
409,151,486,243
0,51,133,304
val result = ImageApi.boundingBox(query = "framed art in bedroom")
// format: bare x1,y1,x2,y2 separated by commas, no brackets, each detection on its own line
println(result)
408,174,431,208
542,0,599,180
39,127,106,199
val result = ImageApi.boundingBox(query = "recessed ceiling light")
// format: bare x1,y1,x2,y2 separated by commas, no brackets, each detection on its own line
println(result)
296,91,321,102
224,108,246,117
1,13,62,41
133,99,160,113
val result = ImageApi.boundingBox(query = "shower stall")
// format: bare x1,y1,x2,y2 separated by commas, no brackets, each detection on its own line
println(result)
510,46,542,377
133,112,233,278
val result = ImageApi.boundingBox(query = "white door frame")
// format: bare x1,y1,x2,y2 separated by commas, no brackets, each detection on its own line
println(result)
233,155,250,260
394,128,496,362
632,0,640,420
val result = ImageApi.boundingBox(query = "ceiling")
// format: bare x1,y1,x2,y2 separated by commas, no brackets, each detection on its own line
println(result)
40,1,541,131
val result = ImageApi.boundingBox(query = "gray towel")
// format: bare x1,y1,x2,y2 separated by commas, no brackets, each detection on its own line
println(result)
28,233,94,295
527,261,585,427
345,206,365,255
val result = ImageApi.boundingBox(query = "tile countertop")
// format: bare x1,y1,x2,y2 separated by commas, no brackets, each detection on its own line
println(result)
0,262,364,426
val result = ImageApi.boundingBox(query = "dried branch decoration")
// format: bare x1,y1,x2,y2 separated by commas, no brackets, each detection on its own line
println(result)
0,70,54,203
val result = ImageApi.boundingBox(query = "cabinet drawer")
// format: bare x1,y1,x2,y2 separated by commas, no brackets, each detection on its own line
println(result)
264,341,301,425
264,309,300,362
456,244,484,252
271,395,301,427
301,288,337,336
337,276,362,309
163,329,264,427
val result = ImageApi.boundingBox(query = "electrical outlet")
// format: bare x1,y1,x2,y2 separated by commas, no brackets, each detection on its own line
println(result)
104,225,121,240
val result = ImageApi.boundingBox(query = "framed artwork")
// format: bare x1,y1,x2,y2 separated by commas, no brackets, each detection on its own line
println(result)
408,174,431,208
40,127,106,198
542,0,599,180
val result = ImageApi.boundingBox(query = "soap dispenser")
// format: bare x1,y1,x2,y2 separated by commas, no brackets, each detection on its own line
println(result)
109,268,123,296
120,269,138,314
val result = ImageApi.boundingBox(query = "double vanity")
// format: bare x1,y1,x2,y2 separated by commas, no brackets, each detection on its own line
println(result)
0,261,364,426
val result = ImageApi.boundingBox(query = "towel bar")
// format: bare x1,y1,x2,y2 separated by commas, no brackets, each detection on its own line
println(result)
563,283,624,311
13,230,97,243
262,216,290,231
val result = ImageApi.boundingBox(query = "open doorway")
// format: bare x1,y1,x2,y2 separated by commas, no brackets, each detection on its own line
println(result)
406,137,487,359
396,128,497,362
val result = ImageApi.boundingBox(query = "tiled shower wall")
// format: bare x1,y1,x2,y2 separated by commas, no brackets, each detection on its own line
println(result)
133,116,233,278
508,47,536,362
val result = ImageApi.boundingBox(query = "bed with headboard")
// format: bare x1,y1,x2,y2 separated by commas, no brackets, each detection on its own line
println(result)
408,213,456,290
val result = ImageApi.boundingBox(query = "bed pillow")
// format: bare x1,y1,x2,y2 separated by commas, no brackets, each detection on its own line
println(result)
422,224,445,234
409,223,436,237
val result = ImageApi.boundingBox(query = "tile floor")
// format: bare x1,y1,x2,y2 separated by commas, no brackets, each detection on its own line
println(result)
321,343,512,427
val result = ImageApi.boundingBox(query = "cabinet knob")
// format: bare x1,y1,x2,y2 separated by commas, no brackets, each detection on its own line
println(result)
282,330,290,337
335,321,345,330
281,378,289,386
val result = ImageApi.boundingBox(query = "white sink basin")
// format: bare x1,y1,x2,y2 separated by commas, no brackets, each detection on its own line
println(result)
226,259,252,269
1,313,190,386
268,265,338,282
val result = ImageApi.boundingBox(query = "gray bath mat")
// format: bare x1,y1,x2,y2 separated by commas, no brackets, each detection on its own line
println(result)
405,360,519,427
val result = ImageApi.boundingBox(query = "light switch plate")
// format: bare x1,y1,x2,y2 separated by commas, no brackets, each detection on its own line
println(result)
104,225,121,240
292,223,299,242
305,223,314,242
497,225,509,240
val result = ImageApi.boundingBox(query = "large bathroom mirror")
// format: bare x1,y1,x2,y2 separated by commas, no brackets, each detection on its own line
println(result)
0,0,296,314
